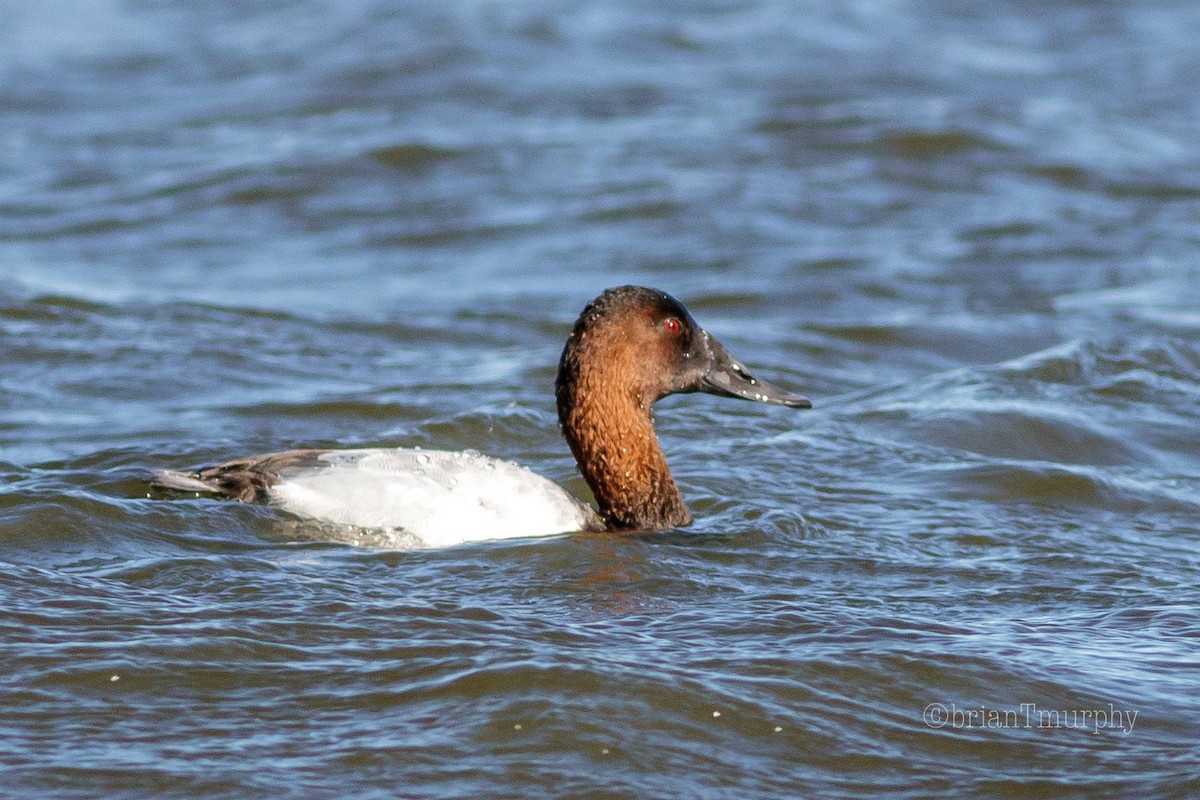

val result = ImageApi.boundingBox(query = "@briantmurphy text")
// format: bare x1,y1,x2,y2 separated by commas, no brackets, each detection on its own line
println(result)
923,703,1137,734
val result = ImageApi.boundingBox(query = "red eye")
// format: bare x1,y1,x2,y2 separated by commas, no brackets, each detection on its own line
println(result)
663,317,682,335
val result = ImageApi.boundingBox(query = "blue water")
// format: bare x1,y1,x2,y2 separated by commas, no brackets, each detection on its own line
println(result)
2,1,1199,797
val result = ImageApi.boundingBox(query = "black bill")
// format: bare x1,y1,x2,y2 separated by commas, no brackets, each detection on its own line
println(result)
699,334,812,409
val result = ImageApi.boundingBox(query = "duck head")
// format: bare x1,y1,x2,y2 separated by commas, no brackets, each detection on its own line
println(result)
556,285,810,530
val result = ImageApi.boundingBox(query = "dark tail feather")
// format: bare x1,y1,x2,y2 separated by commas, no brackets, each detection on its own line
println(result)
151,450,321,502
151,469,221,494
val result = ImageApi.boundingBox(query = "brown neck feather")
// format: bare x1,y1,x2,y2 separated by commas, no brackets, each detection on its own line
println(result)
557,369,691,531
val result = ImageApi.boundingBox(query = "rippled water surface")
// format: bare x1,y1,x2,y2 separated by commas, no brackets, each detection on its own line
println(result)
3,1,1200,797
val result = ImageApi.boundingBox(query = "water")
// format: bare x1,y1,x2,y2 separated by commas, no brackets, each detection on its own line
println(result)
2,1,1199,797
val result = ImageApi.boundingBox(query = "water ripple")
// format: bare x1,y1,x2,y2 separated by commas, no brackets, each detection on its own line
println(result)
4,0,1200,797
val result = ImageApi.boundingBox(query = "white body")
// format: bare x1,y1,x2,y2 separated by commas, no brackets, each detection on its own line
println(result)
266,448,598,548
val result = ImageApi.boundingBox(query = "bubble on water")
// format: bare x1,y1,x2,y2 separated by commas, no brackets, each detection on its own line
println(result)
416,453,431,465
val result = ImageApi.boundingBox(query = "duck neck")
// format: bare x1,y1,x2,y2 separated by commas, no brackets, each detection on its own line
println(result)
557,384,691,531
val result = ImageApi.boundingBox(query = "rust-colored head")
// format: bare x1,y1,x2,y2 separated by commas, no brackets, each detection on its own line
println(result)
555,286,811,531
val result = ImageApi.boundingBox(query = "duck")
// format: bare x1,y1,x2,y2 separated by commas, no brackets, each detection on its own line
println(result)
153,286,812,547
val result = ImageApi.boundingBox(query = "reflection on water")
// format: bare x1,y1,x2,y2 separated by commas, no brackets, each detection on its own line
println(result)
3,0,1200,797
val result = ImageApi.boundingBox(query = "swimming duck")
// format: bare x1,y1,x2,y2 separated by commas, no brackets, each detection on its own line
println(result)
153,286,811,547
